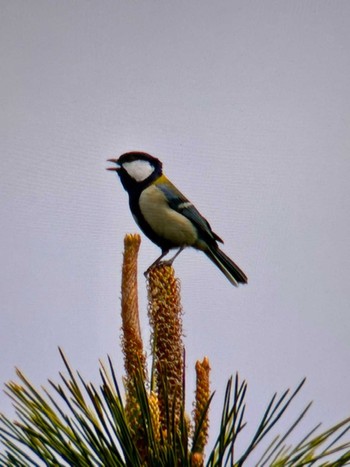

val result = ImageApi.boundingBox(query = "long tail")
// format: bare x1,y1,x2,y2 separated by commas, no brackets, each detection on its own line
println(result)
205,246,248,287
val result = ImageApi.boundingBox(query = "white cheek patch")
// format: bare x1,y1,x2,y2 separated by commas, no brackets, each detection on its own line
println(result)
123,160,154,182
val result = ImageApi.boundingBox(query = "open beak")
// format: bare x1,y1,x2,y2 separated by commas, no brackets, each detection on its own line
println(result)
106,158,120,172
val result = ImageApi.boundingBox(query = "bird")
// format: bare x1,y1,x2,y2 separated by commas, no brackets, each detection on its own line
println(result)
107,151,247,286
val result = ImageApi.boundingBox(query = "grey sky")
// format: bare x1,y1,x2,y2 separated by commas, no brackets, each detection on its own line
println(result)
1,0,349,457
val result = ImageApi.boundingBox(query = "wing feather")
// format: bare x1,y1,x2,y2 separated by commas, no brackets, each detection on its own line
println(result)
156,180,223,244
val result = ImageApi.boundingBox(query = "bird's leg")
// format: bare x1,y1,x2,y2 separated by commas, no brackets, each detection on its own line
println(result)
144,249,169,276
144,246,186,276
162,246,186,266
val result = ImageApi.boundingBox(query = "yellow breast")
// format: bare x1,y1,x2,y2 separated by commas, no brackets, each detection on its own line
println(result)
139,185,197,246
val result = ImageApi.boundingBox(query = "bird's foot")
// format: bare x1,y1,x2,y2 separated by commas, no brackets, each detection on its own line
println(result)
144,247,185,277
144,259,173,277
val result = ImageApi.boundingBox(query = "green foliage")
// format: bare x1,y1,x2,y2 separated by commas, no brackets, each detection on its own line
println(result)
1,350,350,466
1,245,350,465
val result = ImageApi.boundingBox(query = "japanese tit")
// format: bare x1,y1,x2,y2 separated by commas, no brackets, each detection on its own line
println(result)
107,151,247,286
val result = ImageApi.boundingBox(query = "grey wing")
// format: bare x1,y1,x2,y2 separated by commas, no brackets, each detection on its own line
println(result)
157,182,223,244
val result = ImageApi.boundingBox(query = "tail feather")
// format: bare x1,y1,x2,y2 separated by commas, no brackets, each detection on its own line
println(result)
205,246,248,287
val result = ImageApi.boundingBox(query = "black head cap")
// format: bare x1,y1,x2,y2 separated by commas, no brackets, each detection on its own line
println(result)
117,151,162,170
107,151,163,192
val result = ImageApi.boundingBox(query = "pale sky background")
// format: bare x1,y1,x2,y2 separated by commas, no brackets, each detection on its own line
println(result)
1,0,350,461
